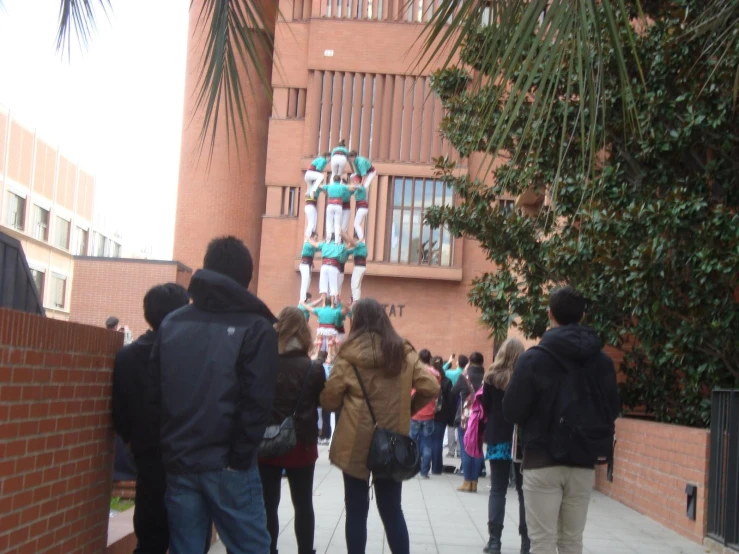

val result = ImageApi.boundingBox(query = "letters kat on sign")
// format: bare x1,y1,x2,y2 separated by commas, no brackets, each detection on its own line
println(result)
381,304,405,317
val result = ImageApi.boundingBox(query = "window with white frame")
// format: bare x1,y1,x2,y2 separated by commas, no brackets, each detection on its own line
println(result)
32,205,50,242
6,192,26,230
30,268,45,298
51,273,66,309
54,216,71,250
75,227,88,256
386,177,455,267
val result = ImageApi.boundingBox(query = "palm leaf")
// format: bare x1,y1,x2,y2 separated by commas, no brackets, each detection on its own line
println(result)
55,0,111,58
417,0,644,189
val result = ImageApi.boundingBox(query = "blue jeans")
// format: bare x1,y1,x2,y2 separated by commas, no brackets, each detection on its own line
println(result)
410,419,434,477
343,473,409,554
457,426,483,482
431,421,447,475
165,467,270,554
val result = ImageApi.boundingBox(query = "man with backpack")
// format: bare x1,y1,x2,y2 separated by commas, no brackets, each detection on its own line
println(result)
503,286,620,554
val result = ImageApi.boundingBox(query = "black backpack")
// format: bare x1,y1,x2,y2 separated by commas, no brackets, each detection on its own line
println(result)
534,345,614,466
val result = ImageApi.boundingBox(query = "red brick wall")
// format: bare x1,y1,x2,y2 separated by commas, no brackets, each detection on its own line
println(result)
595,417,710,544
0,308,122,553
70,259,192,339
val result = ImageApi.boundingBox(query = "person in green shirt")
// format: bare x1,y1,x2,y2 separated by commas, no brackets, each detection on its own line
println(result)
301,300,340,357
349,174,370,241
299,234,321,304
348,151,377,190
444,353,468,457
336,233,355,297
304,177,325,238
341,177,354,235
318,241,346,305
324,176,357,245
304,152,330,194
298,293,322,322
330,139,349,180
350,239,369,301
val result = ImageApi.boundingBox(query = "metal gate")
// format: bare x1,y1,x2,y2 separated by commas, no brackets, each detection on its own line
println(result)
707,389,739,550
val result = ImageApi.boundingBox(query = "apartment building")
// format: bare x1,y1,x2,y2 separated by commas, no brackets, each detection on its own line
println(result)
174,0,515,355
0,107,122,319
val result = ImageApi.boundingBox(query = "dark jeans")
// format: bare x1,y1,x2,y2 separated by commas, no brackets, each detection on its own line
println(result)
259,463,316,554
409,419,434,477
133,457,169,554
431,421,447,475
489,460,526,534
165,467,270,554
343,473,409,554
457,426,483,481
321,410,332,440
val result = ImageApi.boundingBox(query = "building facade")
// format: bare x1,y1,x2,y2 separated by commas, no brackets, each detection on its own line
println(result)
175,0,512,356
0,107,122,319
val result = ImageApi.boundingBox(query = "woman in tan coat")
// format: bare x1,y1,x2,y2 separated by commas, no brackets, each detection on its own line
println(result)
320,298,439,554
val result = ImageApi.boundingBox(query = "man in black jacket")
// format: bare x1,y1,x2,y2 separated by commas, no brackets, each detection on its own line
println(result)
112,283,190,553
149,237,278,554
503,286,620,554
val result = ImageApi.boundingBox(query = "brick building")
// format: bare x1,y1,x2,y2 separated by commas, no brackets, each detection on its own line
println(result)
174,0,521,357
0,107,123,320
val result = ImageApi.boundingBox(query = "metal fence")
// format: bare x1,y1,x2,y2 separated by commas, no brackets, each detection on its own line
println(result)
707,389,739,550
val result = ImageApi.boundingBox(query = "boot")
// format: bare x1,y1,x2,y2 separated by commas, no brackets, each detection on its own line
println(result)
471,481,478,493
520,530,530,554
483,523,503,553
457,480,472,492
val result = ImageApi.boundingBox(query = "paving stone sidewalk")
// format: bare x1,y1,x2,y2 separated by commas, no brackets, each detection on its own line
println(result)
210,447,707,554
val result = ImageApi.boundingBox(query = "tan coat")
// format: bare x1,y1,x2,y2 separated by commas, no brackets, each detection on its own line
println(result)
320,333,440,480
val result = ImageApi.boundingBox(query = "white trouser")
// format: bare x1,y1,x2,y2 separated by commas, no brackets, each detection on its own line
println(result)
354,207,368,240
351,265,366,301
363,170,377,190
342,208,351,233
331,155,347,179
319,264,340,297
299,263,311,303
304,169,325,192
326,204,343,244
338,271,345,297
304,204,317,237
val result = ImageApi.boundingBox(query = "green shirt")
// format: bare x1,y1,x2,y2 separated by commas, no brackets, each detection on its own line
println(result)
354,156,372,176
305,185,323,201
331,145,349,156
298,304,310,321
311,157,328,171
301,242,318,257
338,247,354,264
320,242,342,260
324,183,349,200
342,187,353,203
353,242,368,258
354,186,367,202
445,367,463,385
334,305,347,329
314,306,337,325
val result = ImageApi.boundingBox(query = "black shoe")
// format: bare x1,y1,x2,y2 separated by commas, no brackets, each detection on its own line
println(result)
483,524,503,553
520,530,531,554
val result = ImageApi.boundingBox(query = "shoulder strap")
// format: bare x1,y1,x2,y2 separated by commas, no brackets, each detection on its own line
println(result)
292,359,315,418
463,374,475,396
351,363,378,426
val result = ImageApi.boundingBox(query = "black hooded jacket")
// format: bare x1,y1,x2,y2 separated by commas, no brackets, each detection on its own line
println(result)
148,269,279,474
502,324,620,469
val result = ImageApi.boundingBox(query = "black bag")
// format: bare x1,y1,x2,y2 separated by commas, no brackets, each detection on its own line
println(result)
351,364,420,482
259,360,313,458
534,345,615,466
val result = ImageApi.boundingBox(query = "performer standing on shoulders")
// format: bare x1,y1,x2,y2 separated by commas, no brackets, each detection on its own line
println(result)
330,139,349,180
341,177,353,235
349,174,369,241
324,176,353,244
305,152,330,192
318,241,344,305
299,234,321,304
304,153,329,238
348,151,377,190
350,240,368,301
301,300,339,358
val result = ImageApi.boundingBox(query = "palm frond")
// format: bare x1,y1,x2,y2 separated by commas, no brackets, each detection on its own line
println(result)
56,0,111,58
191,0,277,164
417,0,644,188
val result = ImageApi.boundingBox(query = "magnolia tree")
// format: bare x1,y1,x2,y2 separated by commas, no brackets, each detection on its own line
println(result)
426,0,739,427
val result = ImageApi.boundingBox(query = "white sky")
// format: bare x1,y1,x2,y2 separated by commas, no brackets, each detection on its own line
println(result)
0,0,189,259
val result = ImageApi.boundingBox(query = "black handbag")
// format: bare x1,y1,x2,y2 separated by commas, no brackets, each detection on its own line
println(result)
351,364,420,482
259,360,313,458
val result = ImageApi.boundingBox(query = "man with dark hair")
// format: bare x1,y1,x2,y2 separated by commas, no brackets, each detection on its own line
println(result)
112,283,190,553
503,285,620,554
149,236,278,554
410,349,439,479
106,316,120,330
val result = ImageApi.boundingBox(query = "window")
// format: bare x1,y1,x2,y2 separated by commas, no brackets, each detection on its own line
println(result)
112,242,122,258
499,199,515,215
30,269,45,298
93,232,105,256
75,227,88,255
6,192,25,230
386,177,454,266
281,186,299,217
32,206,50,242
275,88,307,119
51,273,66,309
54,216,71,250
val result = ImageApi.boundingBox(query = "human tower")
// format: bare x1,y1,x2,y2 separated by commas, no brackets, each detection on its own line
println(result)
298,140,377,357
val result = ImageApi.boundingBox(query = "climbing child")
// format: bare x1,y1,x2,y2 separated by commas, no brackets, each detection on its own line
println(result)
348,151,377,190
304,153,329,237
330,139,349,180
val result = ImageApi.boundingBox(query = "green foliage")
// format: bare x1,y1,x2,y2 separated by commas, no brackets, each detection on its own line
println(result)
428,0,739,427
